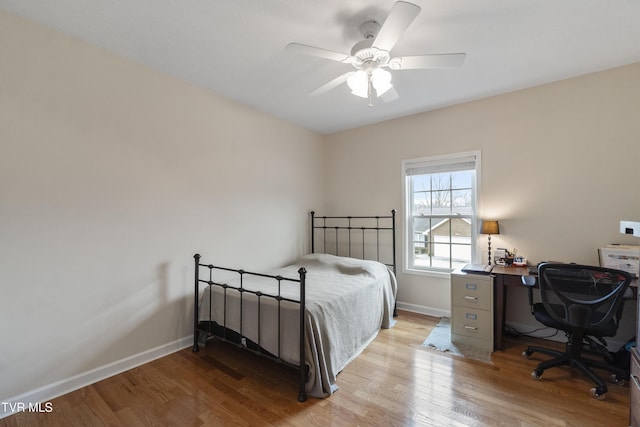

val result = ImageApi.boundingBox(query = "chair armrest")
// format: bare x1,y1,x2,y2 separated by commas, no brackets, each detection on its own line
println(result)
521,275,537,310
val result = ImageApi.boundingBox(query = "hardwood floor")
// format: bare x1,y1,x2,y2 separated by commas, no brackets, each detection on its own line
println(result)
1,311,630,426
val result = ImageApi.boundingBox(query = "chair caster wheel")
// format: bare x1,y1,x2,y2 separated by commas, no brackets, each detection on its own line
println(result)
531,369,542,380
610,374,625,386
522,350,533,360
590,387,606,400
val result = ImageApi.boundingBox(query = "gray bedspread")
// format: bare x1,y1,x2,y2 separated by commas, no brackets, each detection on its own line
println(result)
198,253,397,397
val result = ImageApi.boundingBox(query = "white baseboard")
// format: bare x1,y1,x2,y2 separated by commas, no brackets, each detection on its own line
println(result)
396,301,450,319
0,336,193,420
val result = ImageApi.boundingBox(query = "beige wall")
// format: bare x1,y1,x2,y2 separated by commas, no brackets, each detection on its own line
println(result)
3,6,639,406
0,10,324,402
324,62,640,338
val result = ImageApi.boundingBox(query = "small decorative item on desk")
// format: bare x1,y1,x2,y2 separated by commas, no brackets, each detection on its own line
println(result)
494,248,508,265
504,248,520,266
496,248,518,266
513,256,527,266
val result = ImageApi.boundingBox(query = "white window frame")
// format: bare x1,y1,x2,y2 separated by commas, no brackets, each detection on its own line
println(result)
401,150,481,276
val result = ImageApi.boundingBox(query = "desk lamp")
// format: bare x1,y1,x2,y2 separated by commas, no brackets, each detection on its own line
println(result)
480,220,500,265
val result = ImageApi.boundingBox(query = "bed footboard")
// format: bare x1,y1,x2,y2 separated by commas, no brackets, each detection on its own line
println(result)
192,254,308,402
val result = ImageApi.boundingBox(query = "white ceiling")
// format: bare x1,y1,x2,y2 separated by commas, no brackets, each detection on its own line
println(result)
2,0,640,134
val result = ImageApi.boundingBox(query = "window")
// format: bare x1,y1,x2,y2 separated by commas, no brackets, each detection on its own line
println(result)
402,151,480,273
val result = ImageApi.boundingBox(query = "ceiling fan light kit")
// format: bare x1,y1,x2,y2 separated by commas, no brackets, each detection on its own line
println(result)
285,1,466,106
347,66,393,106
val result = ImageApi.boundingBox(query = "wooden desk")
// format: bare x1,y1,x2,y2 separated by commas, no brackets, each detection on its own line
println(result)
490,265,638,351
491,266,531,350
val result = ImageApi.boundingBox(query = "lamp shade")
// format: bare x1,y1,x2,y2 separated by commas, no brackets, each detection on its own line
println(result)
480,220,500,235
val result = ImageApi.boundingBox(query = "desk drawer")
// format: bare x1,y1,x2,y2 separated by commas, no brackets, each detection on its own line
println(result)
631,350,640,427
451,274,492,310
451,305,492,341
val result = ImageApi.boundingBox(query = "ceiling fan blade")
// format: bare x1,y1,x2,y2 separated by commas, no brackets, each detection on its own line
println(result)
372,1,421,52
380,86,399,103
309,73,351,96
285,43,352,63
391,53,466,70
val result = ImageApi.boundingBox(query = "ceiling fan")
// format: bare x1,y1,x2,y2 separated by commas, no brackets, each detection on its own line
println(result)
286,1,466,106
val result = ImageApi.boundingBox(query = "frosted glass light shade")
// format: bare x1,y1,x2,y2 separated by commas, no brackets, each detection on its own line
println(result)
347,71,368,98
371,68,392,96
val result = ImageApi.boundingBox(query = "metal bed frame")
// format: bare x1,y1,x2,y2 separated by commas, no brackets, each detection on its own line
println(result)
310,210,396,277
192,210,396,402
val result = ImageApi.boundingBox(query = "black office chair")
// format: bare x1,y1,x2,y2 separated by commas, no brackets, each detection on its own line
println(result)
521,262,632,399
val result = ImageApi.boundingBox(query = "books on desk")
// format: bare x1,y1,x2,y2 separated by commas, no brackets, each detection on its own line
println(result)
461,264,494,275
598,245,639,278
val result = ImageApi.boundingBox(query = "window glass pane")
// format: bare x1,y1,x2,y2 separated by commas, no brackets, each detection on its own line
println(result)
451,189,472,215
451,218,471,240
431,243,452,268
451,170,473,190
452,242,471,264
412,216,430,240
430,172,450,193
412,191,431,216
431,190,451,215
412,175,431,192
413,241,428,266
431,220,451,243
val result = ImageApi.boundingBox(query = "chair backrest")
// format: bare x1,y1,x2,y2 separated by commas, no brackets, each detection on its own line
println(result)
538,263,632,331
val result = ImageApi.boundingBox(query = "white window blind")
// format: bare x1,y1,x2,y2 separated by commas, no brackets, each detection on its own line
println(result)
405,153,477,176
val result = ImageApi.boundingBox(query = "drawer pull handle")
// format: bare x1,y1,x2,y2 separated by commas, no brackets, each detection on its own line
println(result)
632,375,640,389
464,325,478,330
464,296,478,301
466,283,477,290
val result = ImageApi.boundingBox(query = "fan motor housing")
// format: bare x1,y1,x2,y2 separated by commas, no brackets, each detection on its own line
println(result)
351,39,390,68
